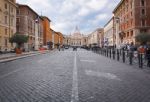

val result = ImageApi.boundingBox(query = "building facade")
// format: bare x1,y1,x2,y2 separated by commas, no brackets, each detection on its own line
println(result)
64,27,88,47
16,4,43,51
113,0,150,47
42,16,53,49
104,17,115,47
57,32,64,46
87,28,104,47
0,0,17,51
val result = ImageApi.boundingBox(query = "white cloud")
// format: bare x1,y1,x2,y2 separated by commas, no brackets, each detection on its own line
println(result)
17,0,120,34
96,14,108,20
78,7,90,16
86,0,108,11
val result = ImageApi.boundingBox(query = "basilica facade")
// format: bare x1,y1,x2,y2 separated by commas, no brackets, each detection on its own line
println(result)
64,27,88,47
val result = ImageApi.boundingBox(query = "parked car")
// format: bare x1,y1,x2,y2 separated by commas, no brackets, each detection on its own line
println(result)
64,45,69,49
0,51,2,54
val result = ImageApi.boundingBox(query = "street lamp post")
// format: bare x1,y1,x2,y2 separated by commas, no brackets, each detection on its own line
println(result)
35,17,39,51
115,17,120,49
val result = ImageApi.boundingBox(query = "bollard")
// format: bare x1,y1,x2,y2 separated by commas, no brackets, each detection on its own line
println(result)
117,49,120,61
141,54,143,68
122,49,125,63
113,49,115,60
107,49,109,57
110,49,111,58
106,48,108,57
138,53,143,68
138,53,141,68
120,49,122,56
129,51,133,65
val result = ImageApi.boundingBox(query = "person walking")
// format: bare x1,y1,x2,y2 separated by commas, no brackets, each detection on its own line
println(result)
146,47,150,67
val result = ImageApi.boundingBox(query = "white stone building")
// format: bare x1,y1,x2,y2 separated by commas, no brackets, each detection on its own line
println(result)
87,28,104,47
104,17,115,47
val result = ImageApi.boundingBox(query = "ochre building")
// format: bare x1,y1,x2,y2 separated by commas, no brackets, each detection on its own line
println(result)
0,0,17,51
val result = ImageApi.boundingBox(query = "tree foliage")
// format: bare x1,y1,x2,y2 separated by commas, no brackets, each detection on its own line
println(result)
9,33,29,48
135,33,150,44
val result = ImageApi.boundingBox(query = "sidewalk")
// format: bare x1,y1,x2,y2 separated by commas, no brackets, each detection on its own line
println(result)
0,50,51,63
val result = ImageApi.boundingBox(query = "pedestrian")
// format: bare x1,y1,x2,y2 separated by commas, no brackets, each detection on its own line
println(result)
146,47,150,67
138,45,145,54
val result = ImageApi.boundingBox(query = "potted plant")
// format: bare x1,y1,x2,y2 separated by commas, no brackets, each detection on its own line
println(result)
9,33,29,54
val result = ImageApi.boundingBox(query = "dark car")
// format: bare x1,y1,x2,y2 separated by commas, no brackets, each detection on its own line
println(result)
73,46,77,51
0,51,2,54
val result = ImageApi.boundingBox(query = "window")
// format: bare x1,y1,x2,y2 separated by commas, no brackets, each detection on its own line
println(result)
5,38,7,47
141,0,145,6
141,19,146,26
127,32,129,37
131,12,133,17
5,28,7,35
17,9,20,15
11,18,13,26
11,30,13,35
5,3,7,9
131,19,133,26
16,18,20,23
11,7,13,13
17,25,19,32
141,9,145,15
5,16,7,24
130,30,133,37
130,2,132,9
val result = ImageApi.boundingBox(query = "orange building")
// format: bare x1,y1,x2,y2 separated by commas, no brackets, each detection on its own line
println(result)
41,16,52,48
54,32,59,48
58,32,64,45
52,31,64,48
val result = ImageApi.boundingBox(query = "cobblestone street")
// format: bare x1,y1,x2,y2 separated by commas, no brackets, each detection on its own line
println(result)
0,49,150,102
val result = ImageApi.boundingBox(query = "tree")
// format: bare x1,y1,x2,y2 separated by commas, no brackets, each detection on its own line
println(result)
135,33,150,45
9,33,29,48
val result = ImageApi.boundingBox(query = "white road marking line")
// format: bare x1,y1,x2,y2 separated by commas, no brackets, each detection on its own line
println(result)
0,68,23,79
85,70,121,81
71,52,79,102
80,60,95,62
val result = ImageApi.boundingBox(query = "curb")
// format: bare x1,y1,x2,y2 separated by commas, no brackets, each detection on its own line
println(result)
0,50,51,63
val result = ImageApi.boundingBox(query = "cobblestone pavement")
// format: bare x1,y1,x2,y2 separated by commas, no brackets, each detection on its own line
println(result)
77,50,150,102
0,48,150,102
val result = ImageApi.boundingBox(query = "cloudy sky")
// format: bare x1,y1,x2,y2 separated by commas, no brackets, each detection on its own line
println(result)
16,0,120,35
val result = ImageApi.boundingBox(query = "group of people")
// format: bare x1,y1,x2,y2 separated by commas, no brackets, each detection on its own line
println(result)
123,43,150,67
